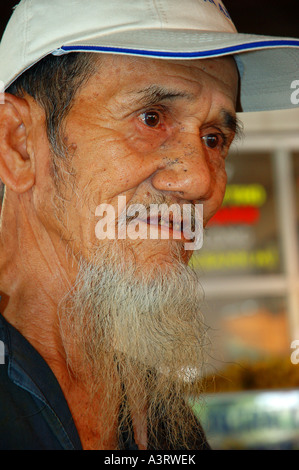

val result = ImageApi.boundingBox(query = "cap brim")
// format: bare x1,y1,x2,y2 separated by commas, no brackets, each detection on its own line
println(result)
5,28,299,113
50,30,299,113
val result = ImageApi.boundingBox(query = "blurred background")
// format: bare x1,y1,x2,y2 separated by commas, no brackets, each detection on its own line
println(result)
1,0,299,450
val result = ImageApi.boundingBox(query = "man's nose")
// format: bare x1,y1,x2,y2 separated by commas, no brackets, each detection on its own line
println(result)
151,136,212,201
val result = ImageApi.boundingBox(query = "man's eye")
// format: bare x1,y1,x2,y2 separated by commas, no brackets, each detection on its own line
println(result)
202,133,224,149
141,111,161,128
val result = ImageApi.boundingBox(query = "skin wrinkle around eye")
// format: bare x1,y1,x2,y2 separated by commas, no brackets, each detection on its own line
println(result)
133,97,239,157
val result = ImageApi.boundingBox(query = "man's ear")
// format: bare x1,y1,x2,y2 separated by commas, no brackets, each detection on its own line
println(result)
0,93,35,193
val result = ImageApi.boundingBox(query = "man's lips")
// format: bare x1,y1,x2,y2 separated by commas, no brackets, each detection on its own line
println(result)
126,214,195,242
146,214,182,231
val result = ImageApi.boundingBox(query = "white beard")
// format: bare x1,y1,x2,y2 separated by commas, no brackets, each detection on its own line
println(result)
58,240,209,449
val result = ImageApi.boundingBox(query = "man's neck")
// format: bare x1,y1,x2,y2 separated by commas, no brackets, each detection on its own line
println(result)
0,193,75,358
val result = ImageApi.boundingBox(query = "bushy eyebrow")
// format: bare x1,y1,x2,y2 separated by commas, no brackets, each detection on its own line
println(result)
221,109,243,139
136,85,193,106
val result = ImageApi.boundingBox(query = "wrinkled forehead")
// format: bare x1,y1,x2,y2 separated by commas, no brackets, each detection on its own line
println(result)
78,53,239,108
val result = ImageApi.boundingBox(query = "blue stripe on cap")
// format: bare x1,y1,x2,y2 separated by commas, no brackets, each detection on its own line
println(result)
59,39,299,58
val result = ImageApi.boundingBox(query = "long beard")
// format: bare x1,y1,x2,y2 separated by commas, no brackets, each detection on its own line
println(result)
58,240,209,449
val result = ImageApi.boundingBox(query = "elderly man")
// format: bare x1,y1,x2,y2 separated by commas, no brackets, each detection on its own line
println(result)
0,0,298,451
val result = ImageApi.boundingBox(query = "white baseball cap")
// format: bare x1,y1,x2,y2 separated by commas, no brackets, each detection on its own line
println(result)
1,0,299,112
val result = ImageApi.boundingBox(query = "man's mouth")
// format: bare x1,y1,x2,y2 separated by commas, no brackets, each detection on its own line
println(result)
147,214,181,231
95,197,203,249
126,210,196,242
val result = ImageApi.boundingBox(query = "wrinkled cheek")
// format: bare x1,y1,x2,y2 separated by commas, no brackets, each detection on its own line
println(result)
203,170,227,226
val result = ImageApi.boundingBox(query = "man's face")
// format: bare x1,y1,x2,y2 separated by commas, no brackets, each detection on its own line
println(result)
42,54,238,269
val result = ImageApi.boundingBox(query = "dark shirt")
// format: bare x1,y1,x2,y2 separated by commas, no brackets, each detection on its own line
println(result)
0,313,209,450
0,313,140,450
